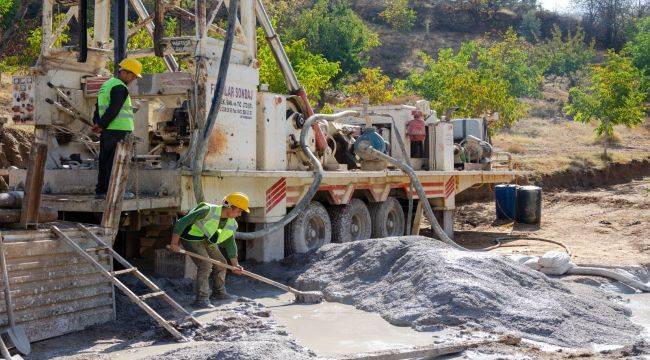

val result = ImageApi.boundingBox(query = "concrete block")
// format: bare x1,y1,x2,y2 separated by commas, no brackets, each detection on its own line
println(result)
245,223,284,262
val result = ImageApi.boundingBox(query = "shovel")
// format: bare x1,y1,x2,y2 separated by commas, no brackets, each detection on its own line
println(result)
0,234,30,355
169,247,324,304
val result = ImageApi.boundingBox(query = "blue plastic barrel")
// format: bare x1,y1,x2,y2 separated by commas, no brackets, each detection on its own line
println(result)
495,184,518,221
516,185,542,224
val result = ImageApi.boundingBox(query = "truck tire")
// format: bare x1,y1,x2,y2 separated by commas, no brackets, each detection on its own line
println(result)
329,198,372,243
369,197,405,238
286,201,332,255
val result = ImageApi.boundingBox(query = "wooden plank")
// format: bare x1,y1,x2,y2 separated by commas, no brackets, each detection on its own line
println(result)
2,238,101,258
339,340,493,360
1,227,104,242
20,306,115,343
411,201,424,236
20,142,49,227
0,274,108,301
5,264,109,286
1,207,57,224
0,284,112,313
3,255,110,276
101,140,132,231
0,293,114,326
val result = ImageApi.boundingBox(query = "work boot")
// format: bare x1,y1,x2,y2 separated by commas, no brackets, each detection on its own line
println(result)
210,288,235,301
190,299,214,309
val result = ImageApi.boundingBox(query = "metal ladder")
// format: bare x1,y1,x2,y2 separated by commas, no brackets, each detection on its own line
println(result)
49,223,201,341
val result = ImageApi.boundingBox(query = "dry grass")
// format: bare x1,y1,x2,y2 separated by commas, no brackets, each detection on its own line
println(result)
505,143,526,154
493,117,650,175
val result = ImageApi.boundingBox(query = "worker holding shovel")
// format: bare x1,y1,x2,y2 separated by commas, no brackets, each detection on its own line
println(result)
169,192,249,308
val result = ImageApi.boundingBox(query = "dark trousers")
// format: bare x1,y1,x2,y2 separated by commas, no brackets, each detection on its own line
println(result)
96,130,129,195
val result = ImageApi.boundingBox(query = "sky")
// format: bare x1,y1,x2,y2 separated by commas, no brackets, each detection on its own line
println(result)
538,0,573,13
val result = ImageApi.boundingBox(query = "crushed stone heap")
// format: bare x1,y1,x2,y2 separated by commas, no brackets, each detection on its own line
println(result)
294,236,642,347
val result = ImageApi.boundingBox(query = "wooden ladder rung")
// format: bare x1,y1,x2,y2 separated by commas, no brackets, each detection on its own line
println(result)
86,246,109,252
111,268,137,276
140,291,165,300
53,224,198,340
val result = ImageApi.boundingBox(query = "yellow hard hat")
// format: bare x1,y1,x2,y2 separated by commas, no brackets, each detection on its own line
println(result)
223,192,250,213
119,58,143,78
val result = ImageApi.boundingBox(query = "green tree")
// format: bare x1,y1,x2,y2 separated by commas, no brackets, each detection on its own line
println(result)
624,16,650,98
289,0,379,75
380,0,417,32
128,18,178,73
257,29,341,105
478,28,544,98
342,67,396,105
17,13,71,66
519,9,541,42
0,0,14,22
261,0,309,33
407,44,525,129
536,25,596,78
564,52,646,158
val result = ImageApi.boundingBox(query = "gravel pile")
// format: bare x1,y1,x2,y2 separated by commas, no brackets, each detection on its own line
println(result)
294,236,642,347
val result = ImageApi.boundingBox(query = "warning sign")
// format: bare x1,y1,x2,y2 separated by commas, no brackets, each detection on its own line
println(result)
11,76,35,124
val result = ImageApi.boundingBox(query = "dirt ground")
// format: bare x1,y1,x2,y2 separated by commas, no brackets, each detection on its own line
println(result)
448,177,650,267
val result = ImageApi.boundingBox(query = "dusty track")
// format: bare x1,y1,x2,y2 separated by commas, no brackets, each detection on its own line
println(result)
450,177,650,267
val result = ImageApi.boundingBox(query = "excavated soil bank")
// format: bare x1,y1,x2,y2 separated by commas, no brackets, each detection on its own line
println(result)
0,127,33,191
456,158,650,204
294,237,643,348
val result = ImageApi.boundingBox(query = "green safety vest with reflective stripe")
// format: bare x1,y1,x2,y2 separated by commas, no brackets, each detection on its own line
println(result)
97,77,134,131
187,203,238,246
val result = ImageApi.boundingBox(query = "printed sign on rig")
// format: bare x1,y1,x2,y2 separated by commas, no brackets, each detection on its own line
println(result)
11,76,35,124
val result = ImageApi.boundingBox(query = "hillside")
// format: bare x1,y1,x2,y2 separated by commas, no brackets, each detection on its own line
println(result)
367,26,482,77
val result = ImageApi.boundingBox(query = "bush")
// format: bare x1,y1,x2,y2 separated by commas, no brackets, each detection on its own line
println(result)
380,0,417,32
536,25,596,77
289,0,379,75
506,143,526,154
519,9,541,42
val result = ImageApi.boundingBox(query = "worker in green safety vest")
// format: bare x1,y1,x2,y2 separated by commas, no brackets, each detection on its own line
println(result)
92,58,142,199
169,192,249,308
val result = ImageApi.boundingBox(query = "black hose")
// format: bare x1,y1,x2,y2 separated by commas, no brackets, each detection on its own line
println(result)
114,0,128,73
192,0,239,203
77,0,88,63
363,145,468,251
235,111,361,240
367,112,414,235
482,236,571,255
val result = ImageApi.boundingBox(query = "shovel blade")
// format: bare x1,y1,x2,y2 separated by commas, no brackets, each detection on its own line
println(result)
6,326,30,355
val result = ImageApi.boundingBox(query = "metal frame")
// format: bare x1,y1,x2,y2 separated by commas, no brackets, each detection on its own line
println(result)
40,0,256,69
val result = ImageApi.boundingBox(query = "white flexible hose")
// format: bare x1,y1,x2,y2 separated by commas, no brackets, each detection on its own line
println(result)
567,266,650,292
